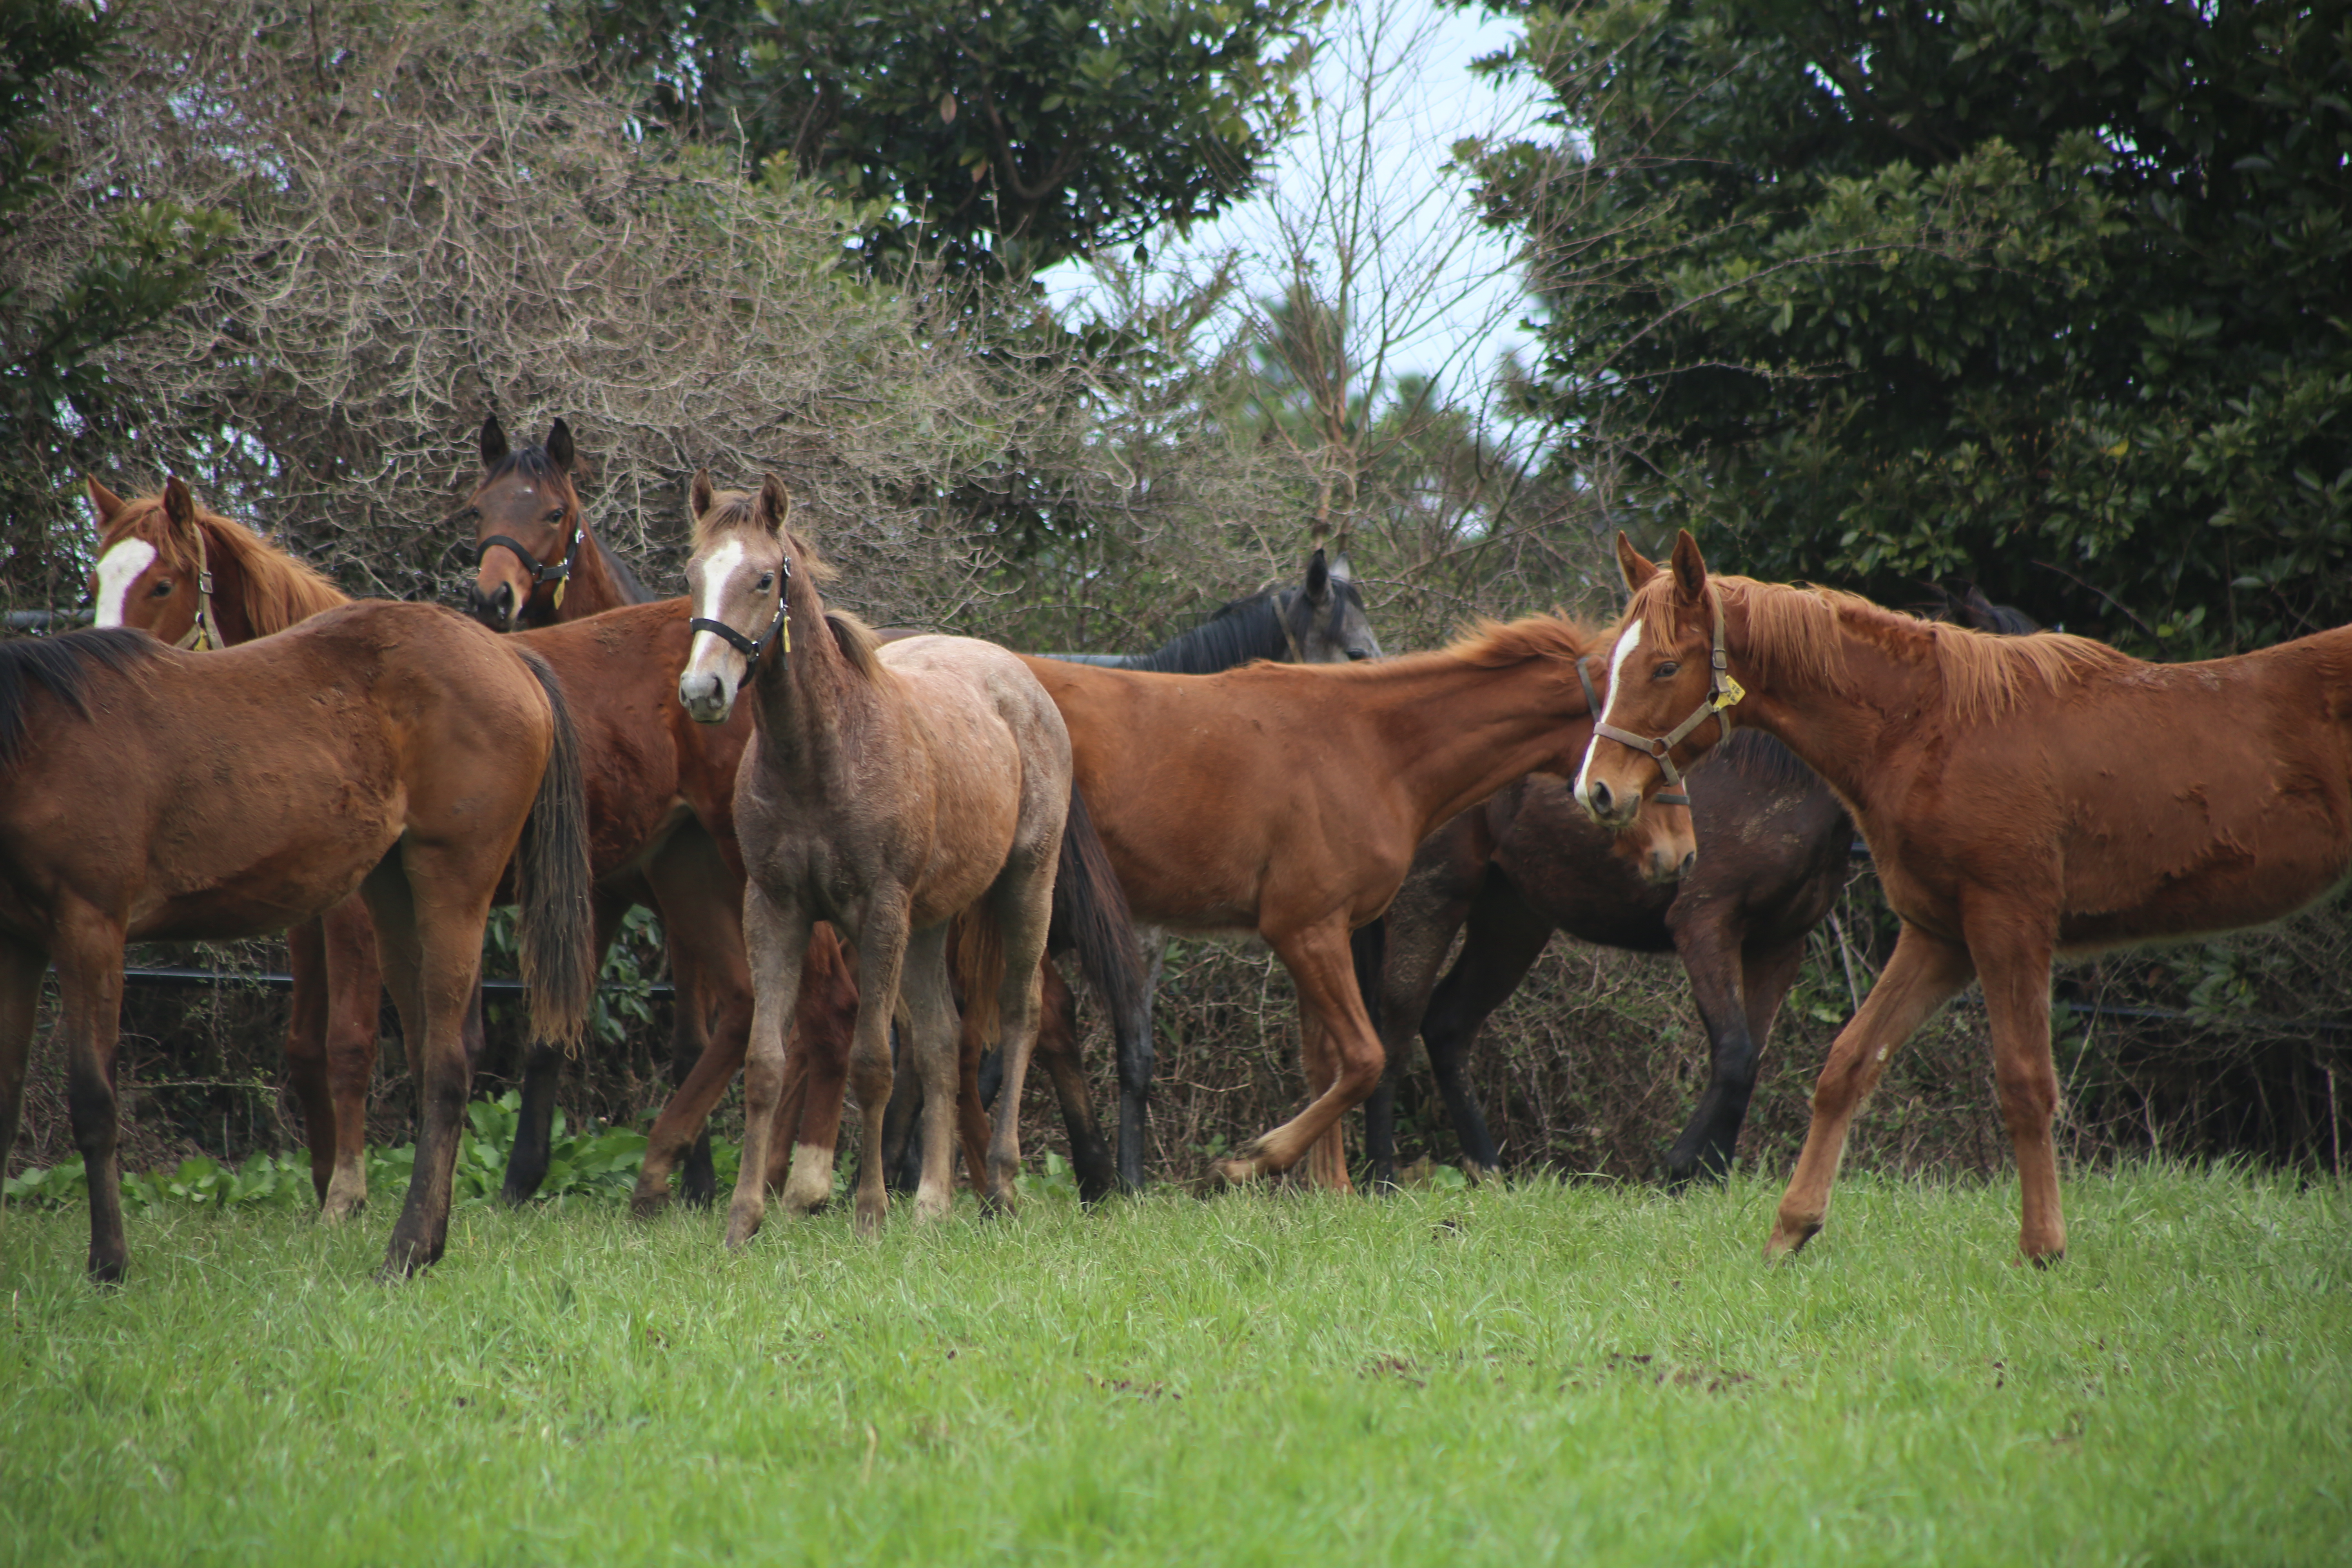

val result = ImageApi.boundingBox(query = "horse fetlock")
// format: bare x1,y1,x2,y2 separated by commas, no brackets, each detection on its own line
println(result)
779,1146,833,1214
913,1182,955,1224
723,1200,765,1250
852,1189,889,1238
1764,1211,1823,1262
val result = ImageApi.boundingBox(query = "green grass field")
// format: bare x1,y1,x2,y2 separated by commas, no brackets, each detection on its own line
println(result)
2,1166,2346,1566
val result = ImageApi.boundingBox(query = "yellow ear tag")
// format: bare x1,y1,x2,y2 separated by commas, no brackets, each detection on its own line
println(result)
552,577,568,610
1716,675,1746,708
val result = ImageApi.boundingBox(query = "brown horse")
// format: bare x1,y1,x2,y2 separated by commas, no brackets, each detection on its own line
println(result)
1365,731,1848,1186
1576,529,2352,1264
85,477,860,1216
679,474,1086,1239
462,414,652,630
3,518,594,1279
1012,618,1696,1191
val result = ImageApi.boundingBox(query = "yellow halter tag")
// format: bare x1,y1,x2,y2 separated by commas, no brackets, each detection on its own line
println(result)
1716,675,1745,709
552,577,568,610
780,617,791,655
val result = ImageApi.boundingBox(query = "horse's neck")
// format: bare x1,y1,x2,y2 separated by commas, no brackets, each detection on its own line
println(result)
1735,609,1931,820
548,530,644,621
201,542,261,646
748,582,880,784
1370,656,1593,838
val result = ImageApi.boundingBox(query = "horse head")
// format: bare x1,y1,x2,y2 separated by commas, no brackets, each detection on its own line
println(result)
1276,548,1381,663
463,414,584,631
86,475,219,647
1575,530,1745,830
678,470,800,724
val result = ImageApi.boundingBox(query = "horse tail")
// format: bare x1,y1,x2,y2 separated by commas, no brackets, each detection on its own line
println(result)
1048,779,1147,1040
511,647,596,1051
952,910,1006,1053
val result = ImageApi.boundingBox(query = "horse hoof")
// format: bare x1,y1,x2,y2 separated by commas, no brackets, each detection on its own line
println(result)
1764,1218,1819,1262
723,1204,764,1250
2015,1248,2066,1270
852,1198,887,1238
86,1257,126,1288
1212,1156,1261,1186
629,1189,671,1222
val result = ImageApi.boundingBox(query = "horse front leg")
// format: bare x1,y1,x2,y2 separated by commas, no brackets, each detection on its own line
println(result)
777,924,858,1215
724,884,811,1250
49,904,129,1283
283,916,337,1206
645,826,746,1206
1660,907,1760,1187
1418,875,1555,1180
1214,920,1385,1186
0,937,49,1224
1965,914,2066,1265
1769,923,1973,1261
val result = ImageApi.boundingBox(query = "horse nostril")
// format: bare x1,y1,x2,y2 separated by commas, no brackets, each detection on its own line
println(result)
1588,780,1614,816
1679,850,1698,879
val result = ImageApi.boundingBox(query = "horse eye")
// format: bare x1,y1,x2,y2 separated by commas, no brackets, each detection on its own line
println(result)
756,572,774,592
1346,649,1372,662
150,580,174,597
1654,661,1680,679
544,508,565,524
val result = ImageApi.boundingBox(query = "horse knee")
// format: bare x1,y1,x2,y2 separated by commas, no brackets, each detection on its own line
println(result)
1993,1060,2058,1129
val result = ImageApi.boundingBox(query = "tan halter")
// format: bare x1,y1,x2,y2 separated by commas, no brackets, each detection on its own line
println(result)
1589,588,1743,793
174,523,221,651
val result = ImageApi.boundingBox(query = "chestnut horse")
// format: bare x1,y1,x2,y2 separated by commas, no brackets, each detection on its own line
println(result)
0,578,593,1280
85,478,860,1215
1365,731,1847,1186
679,474,1087,1240
1577,529,2352,1265
1012,619,1696,1191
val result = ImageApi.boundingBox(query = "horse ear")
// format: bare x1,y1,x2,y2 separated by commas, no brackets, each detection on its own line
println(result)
1303,547,1331,604
1668,529,1709,603
480,413,509,467
545,418,575,473
688,470,715,522
85,475,126,526
755,472,792,534
1616,532,1659,592
161,476,201,542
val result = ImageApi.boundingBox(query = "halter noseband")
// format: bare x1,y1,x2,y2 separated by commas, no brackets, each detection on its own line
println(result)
1576,656,1686,808
476,512,584,617
688,559,792,671
1588,589,1744,797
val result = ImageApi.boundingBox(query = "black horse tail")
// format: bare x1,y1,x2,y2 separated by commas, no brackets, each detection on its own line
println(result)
511,647,596,1051
1048,778,1148,1039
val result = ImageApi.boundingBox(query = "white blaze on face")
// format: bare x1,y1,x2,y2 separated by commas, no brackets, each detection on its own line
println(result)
93,538,158,628
1574,619,1645,806
681,538,748,693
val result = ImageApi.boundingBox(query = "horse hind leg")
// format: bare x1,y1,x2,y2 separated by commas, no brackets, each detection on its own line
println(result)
726,885,817,1248
502,889,629,1206
898,925,962,1223
1214,921,1384,1185
318,898,384,1219
283,916,338,1206
1660,911,1762,1187
1419,875,1556,1180
1033,959,1115,1202
1665,933,1806,1188
980,842,1060,1214
1769,923,1973,1262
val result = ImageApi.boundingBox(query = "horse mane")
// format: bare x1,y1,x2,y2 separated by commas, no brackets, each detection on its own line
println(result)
102,496,348,636
1440,613,1599,669
1633,575,2131,725
0,629,161,770
825,608,885,679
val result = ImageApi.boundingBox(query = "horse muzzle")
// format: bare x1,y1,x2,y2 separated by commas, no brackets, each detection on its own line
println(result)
467,581,516,632
678,668,737,725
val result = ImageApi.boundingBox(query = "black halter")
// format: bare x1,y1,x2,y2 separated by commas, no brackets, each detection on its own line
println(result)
1587,588,1743,800
477,518,583,615
1578,657,1687,808
689,559,791,670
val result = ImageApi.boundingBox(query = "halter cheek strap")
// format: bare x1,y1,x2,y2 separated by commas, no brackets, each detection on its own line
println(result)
688,561,793,671
1589,589,1744,795
477,514,584,618
1578,657,1687,808
174,524,220,652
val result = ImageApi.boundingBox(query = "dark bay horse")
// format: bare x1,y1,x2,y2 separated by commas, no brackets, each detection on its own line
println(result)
1365,731,1849,1186
85,478,860,1216
1014,619,1696,1192
1,550,593,1279
462,414,652,630
1578,529,2352,1264
680,474,1094,1238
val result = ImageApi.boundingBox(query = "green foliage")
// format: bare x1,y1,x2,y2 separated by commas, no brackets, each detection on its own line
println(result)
1474,0,2352,650
586,0,1327,273
1,1173,2347,1564
2,1092,712,1210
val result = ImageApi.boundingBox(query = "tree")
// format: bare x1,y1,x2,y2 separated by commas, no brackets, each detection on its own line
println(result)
1471,0,2352,651
583,0,1326,274
2,0,232,606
